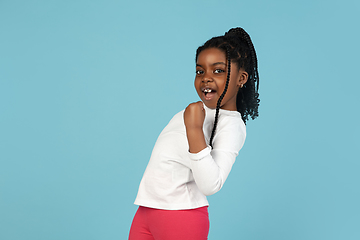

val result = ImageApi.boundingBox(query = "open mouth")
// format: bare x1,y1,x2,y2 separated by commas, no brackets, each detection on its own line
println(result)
202,88,217,100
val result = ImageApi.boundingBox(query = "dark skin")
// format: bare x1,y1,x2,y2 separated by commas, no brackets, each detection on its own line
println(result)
184,48,248,153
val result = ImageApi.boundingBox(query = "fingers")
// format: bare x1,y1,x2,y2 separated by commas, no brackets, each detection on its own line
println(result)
184,101,205,129
189,101,204,109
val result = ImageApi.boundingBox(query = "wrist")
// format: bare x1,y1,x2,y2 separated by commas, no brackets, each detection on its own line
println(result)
186,128,206,153
185,125,203,131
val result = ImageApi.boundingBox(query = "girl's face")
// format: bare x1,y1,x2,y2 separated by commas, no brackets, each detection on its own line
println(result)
195,48,248,110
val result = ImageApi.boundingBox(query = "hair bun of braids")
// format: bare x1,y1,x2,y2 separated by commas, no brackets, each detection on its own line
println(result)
225,27,246,38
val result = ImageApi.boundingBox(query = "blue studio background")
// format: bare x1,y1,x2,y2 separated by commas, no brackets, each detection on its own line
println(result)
1,0,359,239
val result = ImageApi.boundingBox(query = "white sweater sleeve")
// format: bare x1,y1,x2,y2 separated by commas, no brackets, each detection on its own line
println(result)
188,118,245,196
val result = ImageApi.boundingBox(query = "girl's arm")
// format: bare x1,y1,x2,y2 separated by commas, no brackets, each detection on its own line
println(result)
184,101,245,196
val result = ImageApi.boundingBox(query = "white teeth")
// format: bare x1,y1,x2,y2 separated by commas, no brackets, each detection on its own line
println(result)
204,89,212,93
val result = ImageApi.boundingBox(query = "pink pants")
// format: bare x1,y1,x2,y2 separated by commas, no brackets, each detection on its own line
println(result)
128,206,209,240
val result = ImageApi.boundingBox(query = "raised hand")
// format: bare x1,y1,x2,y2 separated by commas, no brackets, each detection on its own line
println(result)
183,101,207,153
184,101,205,130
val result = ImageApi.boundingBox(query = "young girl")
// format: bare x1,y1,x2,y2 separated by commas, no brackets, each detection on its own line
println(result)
129,27,260,240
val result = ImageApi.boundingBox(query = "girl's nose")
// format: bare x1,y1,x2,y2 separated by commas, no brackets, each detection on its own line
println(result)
202,76,213,83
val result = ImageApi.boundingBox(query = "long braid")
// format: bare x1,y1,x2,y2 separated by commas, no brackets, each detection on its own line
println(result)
209,48,231,148
238,28,260,120
227,27,260,122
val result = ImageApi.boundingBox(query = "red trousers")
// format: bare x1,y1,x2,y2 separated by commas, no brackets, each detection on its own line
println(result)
128,206,209,240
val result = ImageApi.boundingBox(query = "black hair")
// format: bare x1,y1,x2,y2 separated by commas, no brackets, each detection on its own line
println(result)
195,27,260,147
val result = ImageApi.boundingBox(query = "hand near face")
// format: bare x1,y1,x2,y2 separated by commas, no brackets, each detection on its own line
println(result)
184,101,207,153
184,101,205,130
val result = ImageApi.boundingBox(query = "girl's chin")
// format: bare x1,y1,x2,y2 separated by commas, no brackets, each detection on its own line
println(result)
202,101,217,109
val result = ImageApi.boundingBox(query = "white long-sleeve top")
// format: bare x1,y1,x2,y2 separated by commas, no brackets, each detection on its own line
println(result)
134,104,246,210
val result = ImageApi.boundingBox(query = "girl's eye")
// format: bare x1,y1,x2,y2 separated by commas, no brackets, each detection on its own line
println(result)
196,70,204,75
214,69,225,74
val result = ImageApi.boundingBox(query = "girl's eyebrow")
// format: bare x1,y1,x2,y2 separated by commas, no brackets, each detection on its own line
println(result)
212,62,226,66
196,62,226,67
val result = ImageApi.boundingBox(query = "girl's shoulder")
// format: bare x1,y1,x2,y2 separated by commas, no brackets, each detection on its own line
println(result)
218,112,246,135
214,112,246,152
213,107,245,131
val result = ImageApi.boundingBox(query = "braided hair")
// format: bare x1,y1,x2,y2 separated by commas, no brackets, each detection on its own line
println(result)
195,27,260,147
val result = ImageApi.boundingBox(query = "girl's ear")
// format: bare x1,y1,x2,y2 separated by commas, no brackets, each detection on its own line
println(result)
237,70,248,87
